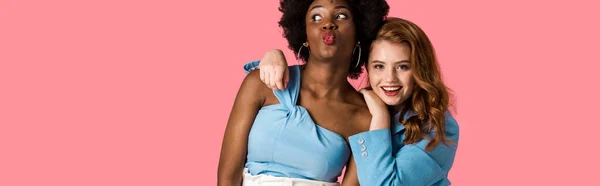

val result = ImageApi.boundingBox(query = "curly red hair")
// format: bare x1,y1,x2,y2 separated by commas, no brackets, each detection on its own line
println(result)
373,17,455,151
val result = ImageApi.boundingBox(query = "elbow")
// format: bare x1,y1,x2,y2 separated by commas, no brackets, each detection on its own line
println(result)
217,177,241,186
216,181,234,186
217,171,243,186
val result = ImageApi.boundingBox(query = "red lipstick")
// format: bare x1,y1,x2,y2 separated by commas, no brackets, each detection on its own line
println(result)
322,32,335,45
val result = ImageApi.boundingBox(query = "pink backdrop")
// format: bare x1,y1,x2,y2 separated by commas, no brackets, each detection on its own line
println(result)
1,0,599,185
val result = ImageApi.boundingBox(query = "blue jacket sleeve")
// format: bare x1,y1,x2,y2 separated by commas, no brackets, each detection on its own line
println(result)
347,112,459,186
243,60,261,74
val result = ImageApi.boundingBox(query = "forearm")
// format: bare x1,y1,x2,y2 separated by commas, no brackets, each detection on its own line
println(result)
349,130,447,186
369,113,390,131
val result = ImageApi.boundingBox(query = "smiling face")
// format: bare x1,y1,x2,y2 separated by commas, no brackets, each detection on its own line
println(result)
367,40,415,107
304,0,356,62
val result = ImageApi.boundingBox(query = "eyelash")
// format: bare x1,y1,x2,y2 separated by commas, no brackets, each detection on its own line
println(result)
336,14,347,19
311,14,322,21
311,13,348,21
373,64,410,70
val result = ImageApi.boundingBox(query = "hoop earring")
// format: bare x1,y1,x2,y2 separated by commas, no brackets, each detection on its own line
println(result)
297,42,309,65
352,41,362,68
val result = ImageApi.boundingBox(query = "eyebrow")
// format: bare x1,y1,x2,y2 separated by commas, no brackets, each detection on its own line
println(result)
370,60,411,64
309,5,350,12
335,5,350,10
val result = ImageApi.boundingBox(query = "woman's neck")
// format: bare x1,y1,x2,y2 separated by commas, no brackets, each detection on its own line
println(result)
300,59,352,99
390,103,407,116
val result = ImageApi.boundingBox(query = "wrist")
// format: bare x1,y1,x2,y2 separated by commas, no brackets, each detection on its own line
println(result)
369,116,390,131
371,112,390,119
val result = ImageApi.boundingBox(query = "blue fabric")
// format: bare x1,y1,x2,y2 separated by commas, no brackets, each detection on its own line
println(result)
348,111,460,186
243,60,351,182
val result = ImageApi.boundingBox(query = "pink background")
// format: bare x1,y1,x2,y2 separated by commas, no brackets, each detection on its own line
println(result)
2,0,599,185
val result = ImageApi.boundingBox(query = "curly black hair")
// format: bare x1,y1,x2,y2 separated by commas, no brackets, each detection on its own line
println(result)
278,0,389,79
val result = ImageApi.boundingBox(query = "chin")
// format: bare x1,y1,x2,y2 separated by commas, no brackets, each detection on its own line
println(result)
382,98,401,106
318,51,337,59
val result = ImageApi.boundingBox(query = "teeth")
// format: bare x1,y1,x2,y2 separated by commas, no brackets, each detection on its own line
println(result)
382,87,400,91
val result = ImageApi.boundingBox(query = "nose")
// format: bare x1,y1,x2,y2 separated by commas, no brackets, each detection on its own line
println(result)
384,68,398,82
321,22,338,30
